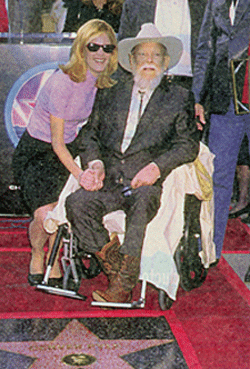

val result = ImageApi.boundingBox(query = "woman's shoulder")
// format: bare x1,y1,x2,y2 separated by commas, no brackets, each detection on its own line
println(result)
48,69,75,88
50,68,68,81
42,69,81,99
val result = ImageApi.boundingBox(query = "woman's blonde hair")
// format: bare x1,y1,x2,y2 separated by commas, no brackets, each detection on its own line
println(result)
60,19,118,88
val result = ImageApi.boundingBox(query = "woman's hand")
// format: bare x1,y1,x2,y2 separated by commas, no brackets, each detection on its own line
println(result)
78,168,104,191
50,115,105,190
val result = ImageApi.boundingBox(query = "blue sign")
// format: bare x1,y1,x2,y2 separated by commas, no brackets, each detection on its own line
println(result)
4,62,60,147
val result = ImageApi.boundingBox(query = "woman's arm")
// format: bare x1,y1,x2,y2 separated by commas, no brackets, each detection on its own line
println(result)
50,114,104,191
50,114,82,180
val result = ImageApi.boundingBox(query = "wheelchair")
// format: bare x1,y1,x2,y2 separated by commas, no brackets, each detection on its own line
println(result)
36,194,208,310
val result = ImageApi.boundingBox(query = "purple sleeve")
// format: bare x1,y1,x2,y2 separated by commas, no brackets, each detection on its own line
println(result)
47,71,73,119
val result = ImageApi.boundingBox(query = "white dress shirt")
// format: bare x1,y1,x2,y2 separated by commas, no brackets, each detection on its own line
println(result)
121,84,154,153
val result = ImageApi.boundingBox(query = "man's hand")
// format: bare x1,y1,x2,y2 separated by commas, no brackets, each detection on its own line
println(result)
131,163,160,189
195,103,206,130
79,168,104,191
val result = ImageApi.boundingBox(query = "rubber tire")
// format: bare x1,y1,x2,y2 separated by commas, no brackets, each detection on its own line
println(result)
158,289,174,310
81,253,102,279
174,235,208,292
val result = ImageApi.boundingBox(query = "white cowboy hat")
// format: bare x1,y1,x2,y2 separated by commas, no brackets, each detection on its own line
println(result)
118,23,183,72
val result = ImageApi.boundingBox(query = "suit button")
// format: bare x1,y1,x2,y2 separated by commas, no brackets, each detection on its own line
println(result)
121,159,125,164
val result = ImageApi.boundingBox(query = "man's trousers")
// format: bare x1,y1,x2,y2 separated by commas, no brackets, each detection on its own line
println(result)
66,184,162,258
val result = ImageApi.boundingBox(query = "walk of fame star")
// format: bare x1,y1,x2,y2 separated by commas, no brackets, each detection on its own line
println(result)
0,319,177,368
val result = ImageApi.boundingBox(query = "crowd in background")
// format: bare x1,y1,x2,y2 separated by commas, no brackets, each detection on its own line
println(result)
0,0,124,33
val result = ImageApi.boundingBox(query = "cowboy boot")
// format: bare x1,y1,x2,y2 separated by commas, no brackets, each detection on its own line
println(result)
95,234,122,278
92,254,141,303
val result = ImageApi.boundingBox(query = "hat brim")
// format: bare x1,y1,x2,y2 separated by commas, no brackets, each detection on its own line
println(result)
118,36,183,73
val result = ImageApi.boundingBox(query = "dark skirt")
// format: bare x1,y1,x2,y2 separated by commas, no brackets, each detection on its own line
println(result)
12,130,81,215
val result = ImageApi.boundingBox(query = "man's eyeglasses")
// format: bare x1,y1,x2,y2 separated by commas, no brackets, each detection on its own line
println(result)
86,43,116,54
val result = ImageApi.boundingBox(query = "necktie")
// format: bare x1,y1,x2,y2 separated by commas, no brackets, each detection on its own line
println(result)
138,90,145,120
121,91,145,153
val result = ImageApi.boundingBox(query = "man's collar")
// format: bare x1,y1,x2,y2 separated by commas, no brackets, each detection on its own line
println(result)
133,84,151,98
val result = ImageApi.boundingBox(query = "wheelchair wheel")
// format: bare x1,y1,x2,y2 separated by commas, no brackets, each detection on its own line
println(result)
158,289,174,310
174,194,208,292
80,253,102,279
63,258,83,292
174,235,208,292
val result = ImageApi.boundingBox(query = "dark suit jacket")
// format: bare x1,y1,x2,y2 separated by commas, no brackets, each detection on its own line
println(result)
192,0,250,114
117,0,208,69
79,76,199,187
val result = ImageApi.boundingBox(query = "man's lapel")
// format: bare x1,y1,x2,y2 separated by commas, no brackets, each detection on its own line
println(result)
114,78,134,151
216,0,233,30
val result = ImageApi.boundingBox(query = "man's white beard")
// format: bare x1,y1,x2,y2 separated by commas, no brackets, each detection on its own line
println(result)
133,64,165,90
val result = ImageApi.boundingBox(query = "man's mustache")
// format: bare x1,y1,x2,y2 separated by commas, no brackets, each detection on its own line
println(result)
138,64,158,72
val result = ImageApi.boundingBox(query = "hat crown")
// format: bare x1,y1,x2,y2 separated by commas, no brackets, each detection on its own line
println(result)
136,23,163,40
118,23,183,73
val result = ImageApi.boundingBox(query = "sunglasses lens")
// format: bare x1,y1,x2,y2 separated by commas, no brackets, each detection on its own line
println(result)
87,43,100,52
87,43,116,53
103,45,116,53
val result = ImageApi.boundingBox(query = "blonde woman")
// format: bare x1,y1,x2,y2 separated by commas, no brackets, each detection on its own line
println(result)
12,19,118,287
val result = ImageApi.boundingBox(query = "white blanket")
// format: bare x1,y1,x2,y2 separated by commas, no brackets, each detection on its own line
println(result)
44,142,215,300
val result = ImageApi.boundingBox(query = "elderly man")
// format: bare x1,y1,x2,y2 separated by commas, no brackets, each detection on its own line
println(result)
117,0,208,87
66,23,200,304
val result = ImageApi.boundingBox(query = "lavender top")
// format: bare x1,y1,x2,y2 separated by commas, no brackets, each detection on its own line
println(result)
27,69,98,143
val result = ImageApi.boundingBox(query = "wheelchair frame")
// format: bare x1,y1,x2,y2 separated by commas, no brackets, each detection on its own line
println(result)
37,223,87,300
36,222,149,307
36,195,207,310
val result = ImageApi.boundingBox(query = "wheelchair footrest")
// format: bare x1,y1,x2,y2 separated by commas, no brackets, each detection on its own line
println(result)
91,297,145,309
36,284,87,300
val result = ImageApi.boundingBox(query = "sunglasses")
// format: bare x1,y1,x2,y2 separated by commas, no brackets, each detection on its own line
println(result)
86,42,116,54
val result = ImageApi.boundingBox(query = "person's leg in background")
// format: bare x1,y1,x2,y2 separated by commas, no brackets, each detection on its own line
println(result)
229,134,250,218
208,102,245,260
